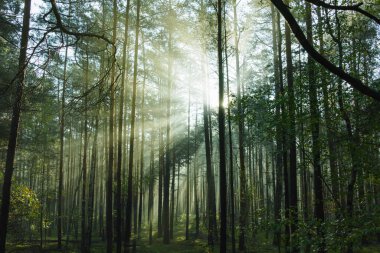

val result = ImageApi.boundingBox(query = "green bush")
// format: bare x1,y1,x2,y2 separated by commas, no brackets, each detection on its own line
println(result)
7,184,41,241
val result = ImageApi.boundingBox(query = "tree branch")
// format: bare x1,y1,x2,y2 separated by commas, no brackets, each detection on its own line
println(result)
305,0,380,25
271,0,380,102
49,0,114,46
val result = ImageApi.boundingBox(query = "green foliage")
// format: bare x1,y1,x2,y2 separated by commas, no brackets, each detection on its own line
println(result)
7,184,41,241
292,208,380,253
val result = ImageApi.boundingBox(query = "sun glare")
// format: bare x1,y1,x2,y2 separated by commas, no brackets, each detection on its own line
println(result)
208,88,229,109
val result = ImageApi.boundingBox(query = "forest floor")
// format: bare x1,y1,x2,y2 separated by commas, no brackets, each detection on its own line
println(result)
6,237,276,253
5,222,380,253
6,239,380,253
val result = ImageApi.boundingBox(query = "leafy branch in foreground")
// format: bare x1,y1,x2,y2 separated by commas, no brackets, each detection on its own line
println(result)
49,0,114,45
305,0,380,25
271,0,380,102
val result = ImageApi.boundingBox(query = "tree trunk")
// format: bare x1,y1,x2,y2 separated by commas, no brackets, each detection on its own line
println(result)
158,101,164,238
57,1,71,245
305,3,325,252
137,36,146,241
106,0,118,251
232,0,248,250
217,0,227,252
133,161,138,253
148,135,155,245
284,1,298,250
163,7,173,244
224,5,236,251
194,110,200,237
331,8,360,253
81,52,90,253
116,1,130,252
170,153,175,239
186,86,190,240
317,8,340,213
271,5,282,250
202,50,217,248
125,0,141,251
87,115,98,248
0,0,31,251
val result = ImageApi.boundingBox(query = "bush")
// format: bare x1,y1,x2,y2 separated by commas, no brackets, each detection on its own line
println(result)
7,184,41,241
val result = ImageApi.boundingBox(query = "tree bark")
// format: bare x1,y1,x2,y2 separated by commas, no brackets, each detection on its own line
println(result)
202,48,217,248
106,0,118,251
163,3,173,243
194,110,200,237
224,5,236,251
170,152,175,239
81,52,90,253
116,1,130,252
125,0,141,251
157,106,164,238
148,135,155,245
0,0,31,251
233,0,248,250
88,114,98,248
271,4,282,250
284,1,299,251
185,86,190,240
305,4,325,252
217,0,227,252
317,7,340,214
57,1,71,245
137,36,146,242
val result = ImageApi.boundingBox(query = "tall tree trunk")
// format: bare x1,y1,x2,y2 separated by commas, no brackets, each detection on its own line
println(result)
275,9,290,252
100,124,107,240
217,0,227,252
138,45,146,240
125,0,141,251
170,153,175,239
133,160,138,253
271,5,282,250
106,0,118,251
158,114,164,238
284,0,298,251
331,8,360,253
162,93,171,242
194,110,200,237
176,154,180,223
0,0,31,251
325,9,359,252
81,52,90,253
40,161,45,248
57,1,72,245
317,8,340,213
202,51,217,248
233,0,248,250
88,115,98,248
116,1,130,252
163,2,173,243
258,146,264,210
297,47,309,230
305,3,325,252
148,135,155,245
224,5,236,251
185,86,190,240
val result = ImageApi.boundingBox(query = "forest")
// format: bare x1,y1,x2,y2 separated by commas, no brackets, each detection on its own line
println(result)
0,0,380,252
